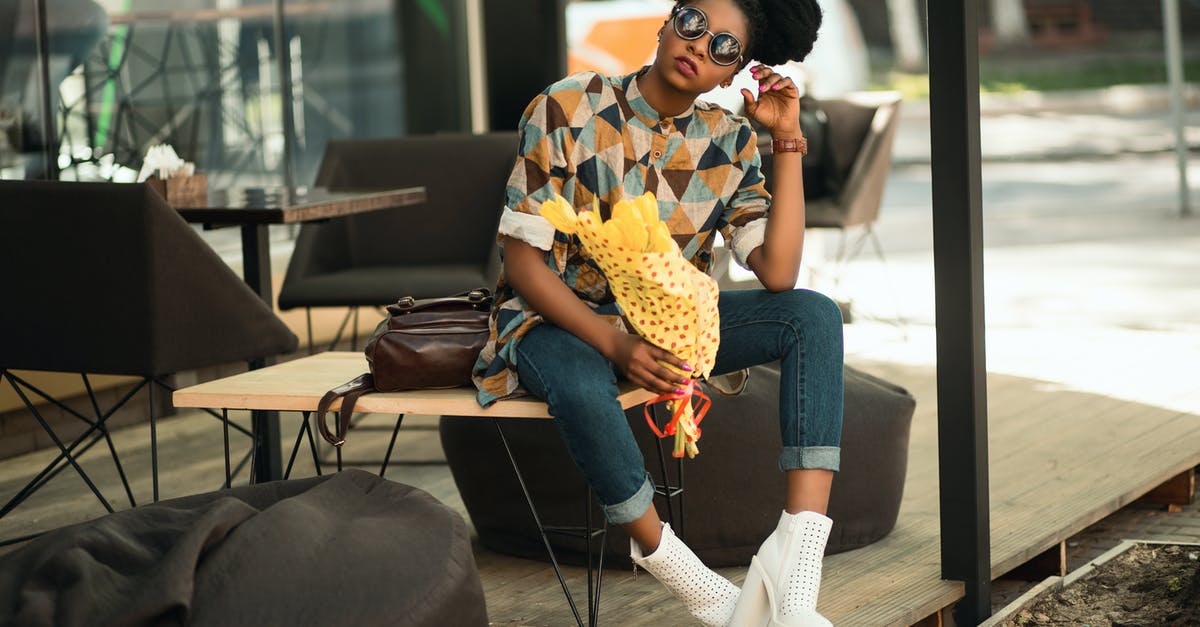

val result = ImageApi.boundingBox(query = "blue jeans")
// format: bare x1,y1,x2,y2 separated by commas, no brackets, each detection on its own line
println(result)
514,289,844,525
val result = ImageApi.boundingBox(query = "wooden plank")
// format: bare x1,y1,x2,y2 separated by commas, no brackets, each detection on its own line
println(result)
912,607,945,627
824,362,1200,625
1136,467,1195,510
10,358,1200,626
1000,541,1065,580
171,352,654,416
987,407,1200,578
979,576,1063,627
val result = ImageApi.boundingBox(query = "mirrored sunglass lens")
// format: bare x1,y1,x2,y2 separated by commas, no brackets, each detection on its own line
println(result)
675,7,706,38
711,34,741,64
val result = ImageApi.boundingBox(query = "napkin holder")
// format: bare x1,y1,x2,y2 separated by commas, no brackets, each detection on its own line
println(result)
147,173,208,207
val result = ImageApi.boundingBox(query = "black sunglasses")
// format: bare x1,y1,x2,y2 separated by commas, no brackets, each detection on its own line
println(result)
671,5,745,67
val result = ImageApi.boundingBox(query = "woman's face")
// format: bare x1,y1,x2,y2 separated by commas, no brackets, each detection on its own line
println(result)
654,0,750,93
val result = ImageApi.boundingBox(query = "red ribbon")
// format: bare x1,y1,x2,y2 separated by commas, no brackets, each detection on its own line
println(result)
643,379,713,457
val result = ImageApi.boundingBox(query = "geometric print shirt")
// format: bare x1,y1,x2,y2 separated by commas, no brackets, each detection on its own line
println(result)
473,67,771,407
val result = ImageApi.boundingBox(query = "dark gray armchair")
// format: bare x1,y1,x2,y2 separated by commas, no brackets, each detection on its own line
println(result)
742,93,904,324
759,92,902,266
0,180,298,534
278,132,519,349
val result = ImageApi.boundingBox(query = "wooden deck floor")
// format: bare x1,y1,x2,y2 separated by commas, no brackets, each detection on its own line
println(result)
2,359,1198,625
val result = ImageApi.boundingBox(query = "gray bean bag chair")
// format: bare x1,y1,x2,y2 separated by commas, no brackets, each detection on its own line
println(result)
0,469,487,627
440,365,914,568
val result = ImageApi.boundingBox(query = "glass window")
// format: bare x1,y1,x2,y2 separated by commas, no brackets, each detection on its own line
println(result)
0,0,474,186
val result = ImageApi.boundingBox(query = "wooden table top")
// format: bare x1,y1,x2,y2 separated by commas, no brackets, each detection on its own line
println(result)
173,186,426,226
173,352,654,418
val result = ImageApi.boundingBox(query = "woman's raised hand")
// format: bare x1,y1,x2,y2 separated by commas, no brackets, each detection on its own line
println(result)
608,332,692,395
741,64,801,136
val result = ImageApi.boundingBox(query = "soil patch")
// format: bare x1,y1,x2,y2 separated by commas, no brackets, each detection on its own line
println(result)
1004,544,1200,626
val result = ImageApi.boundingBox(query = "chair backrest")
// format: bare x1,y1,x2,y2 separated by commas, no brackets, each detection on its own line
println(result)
311,132,519,269
0,180,298,377
826,93,902,229
757,93,901,230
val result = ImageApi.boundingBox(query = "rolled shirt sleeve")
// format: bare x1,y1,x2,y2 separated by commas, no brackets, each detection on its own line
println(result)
719,120,771,269
497,208,556,251
496,89,580,257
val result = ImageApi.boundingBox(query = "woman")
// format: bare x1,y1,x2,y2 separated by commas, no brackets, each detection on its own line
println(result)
472,1,841,625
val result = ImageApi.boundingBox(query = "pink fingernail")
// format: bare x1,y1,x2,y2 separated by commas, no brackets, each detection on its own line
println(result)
758,84,766,92
683,364,693,371
675,387,686,395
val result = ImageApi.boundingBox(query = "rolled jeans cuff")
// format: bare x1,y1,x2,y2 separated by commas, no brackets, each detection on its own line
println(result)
779,446,840,473
602,471,655,524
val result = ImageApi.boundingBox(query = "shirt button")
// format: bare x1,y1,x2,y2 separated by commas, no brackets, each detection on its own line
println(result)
660,120,670,130
652,150,662,159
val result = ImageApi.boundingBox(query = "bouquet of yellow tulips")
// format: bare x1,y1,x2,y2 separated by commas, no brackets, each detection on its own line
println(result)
539,192,720,458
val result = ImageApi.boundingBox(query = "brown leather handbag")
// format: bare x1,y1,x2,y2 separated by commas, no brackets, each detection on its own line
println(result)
316,288,492,446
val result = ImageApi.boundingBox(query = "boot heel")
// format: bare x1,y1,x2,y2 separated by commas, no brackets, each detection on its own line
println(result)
727,556,771,627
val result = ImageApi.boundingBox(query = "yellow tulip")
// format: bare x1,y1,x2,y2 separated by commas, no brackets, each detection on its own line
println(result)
647,221,675,254
599,219,630,250
617,215,649,252
610,197,645,229
633,192,660,226
539,195,579,234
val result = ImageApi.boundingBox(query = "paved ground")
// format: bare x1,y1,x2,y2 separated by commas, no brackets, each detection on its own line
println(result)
894,86,1200,165
1070,500,1200,572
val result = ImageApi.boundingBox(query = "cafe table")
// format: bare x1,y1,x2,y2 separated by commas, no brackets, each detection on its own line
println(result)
168,185,427,482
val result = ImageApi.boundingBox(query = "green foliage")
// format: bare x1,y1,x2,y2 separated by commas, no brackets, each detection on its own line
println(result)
869,59,1200,98
979,59,1200,93
869,72,928,99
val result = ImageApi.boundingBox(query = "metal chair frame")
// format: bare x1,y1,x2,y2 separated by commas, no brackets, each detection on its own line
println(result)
825,224,910,335
0,369,254,546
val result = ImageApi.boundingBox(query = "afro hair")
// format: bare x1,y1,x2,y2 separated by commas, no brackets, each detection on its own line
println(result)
677,0,823,66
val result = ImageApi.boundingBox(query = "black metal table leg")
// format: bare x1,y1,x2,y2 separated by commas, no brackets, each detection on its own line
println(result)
493,421,588,626
241,224,283,482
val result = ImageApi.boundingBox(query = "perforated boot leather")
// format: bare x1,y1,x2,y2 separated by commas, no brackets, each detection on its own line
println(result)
728,510,833,627
630,522,741,627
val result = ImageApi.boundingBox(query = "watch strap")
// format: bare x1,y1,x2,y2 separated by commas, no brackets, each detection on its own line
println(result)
771,136,808,156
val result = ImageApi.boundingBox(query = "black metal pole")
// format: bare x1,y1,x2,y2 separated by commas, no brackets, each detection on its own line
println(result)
32,0,59,180
272,0,297,198
927,0,992,624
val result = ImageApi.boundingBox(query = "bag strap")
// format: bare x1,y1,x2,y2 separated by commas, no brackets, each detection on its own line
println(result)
316,373,375,446
392,287,491,313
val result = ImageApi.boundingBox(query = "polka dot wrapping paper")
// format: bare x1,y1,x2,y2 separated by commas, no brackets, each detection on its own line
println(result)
540,192,720,458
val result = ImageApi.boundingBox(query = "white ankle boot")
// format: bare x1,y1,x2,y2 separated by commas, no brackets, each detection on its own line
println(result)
728,510,833,627
630,522,740,627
